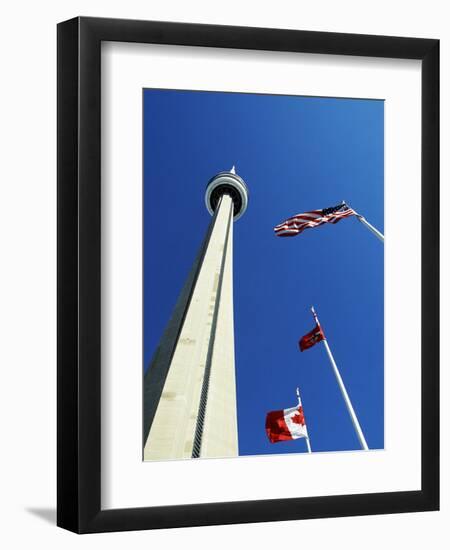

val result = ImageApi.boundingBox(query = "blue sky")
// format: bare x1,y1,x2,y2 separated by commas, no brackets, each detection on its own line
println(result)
143,89,384,455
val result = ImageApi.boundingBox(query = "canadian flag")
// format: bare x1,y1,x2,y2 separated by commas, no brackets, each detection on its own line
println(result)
265,404,308,443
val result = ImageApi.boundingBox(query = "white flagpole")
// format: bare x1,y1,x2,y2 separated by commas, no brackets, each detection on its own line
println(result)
311,307,369,451
296,387,312,453
344,201,384,243
305,436,312,453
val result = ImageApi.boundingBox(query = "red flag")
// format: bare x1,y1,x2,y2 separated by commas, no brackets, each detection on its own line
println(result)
265,405,308,443
299,324,325,351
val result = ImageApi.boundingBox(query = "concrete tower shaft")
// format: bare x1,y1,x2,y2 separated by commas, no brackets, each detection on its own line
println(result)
143,169,248,460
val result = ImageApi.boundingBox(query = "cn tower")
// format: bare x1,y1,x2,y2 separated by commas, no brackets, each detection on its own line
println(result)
143,167,249,460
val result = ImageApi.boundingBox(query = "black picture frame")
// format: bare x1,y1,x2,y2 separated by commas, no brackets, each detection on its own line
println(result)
57,16,439,533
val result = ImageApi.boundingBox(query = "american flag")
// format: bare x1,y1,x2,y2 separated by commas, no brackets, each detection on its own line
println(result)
274,203,356,237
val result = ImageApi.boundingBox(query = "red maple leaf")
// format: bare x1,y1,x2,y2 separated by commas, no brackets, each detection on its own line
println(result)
291,408,305,426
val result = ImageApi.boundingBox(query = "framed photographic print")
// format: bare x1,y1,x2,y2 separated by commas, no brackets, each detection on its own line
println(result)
57,17,439,533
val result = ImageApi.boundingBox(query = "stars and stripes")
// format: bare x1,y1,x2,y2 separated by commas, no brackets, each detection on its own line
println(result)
274,202,356,237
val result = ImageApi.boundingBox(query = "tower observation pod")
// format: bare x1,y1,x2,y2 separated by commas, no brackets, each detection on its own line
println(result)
143,167,249,460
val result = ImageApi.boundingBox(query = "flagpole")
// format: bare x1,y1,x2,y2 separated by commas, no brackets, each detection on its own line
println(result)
296,387,312,453
356,215,384,242
311,307,369,451
305,436,312,453
344,201,384,243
